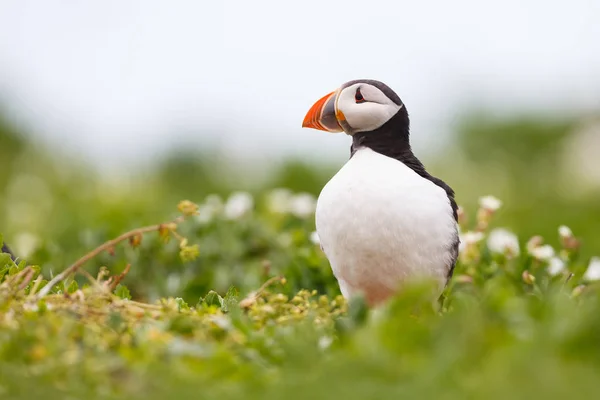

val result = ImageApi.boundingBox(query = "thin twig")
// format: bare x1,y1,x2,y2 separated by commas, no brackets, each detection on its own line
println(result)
78,268,105,291
17,267,36,291
564,273,575,286
107,264,131,291
29,275,44,296
4,266,34,293
37,216,185,298
115,299,164,311
239,276,285,309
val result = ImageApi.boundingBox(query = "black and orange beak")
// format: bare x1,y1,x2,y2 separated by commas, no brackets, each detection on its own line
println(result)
302,90,344,133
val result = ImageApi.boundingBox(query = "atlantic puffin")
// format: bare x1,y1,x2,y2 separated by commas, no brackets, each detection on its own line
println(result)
302,79,459,306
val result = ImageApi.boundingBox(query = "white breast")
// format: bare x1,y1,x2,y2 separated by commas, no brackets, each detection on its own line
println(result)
315,147,457,305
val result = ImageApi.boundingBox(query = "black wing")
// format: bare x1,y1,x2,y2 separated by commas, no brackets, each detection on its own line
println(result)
395,155,460,282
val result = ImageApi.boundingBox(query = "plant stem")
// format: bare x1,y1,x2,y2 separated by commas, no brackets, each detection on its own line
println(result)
37,216,185,298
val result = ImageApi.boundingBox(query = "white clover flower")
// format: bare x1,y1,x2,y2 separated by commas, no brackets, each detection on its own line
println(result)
463,231,484,244
558,225,573,238
530,244,555,261
289,192,317,218
14,232,40,258
205,194,224,210
487,228,520,256
547,256,566,276
195,194,224,224
526,236,543,254
265,189,316,217
583,257,600,281
318,335,333,350
224,192,254,220
196,205,214,224
310,231,320,245
458,231,484,253
166,274,182,293
266,188,293,214
479,195,502,212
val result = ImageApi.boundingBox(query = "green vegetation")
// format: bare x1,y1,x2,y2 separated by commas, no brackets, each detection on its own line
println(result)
1,112,600,399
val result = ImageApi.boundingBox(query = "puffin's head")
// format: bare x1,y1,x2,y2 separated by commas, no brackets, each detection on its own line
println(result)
302,79,405,136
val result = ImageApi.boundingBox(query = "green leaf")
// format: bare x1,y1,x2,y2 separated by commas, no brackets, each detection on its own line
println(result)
30,265,41,277
0,253,25,280
175,297,190,311
202,290,224,308
67,280,79,294
221,286,240,313
114,284,131,300
224,285,240,301
0,264,9,281
8,264,18,276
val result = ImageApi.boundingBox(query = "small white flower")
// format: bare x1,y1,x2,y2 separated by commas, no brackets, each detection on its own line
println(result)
166,274,181,293
224,192,254,220
558,225,573,238
195,194,223,224
458,231,484,253
310,231,320,245
22,302,39,312
266,189,317,218
526,236,543,254
479,195,502,212
547,256,566,276
487,228,520,256
14,232,40,258
289,192,317,218
205,194,224,210
530,244,555,261
209,315,233,330
583,257,600,281
266,188,293,214
318,335,333,350
463,231,484,244
196,204,215,224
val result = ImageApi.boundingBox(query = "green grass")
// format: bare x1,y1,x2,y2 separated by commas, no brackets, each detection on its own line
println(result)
2,108,600,399
1,192,600,400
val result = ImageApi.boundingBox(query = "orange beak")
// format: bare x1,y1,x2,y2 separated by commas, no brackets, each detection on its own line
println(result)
302,90,344,133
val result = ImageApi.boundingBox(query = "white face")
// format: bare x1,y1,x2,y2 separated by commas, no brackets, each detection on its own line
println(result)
336,83,403,135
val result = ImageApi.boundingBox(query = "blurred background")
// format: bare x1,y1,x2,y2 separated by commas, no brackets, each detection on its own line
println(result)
1,1,599,302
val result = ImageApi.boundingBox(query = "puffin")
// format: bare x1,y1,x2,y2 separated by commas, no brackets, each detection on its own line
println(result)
302,79,459,306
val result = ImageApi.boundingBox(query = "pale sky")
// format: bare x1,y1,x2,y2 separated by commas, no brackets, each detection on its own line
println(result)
1,0,599,173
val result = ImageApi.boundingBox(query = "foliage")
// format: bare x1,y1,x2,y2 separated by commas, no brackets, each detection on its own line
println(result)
1,192,600,399
2,105,600,399
434,112,600,255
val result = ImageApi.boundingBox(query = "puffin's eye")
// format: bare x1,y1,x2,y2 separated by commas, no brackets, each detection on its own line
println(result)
355,88,365,103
